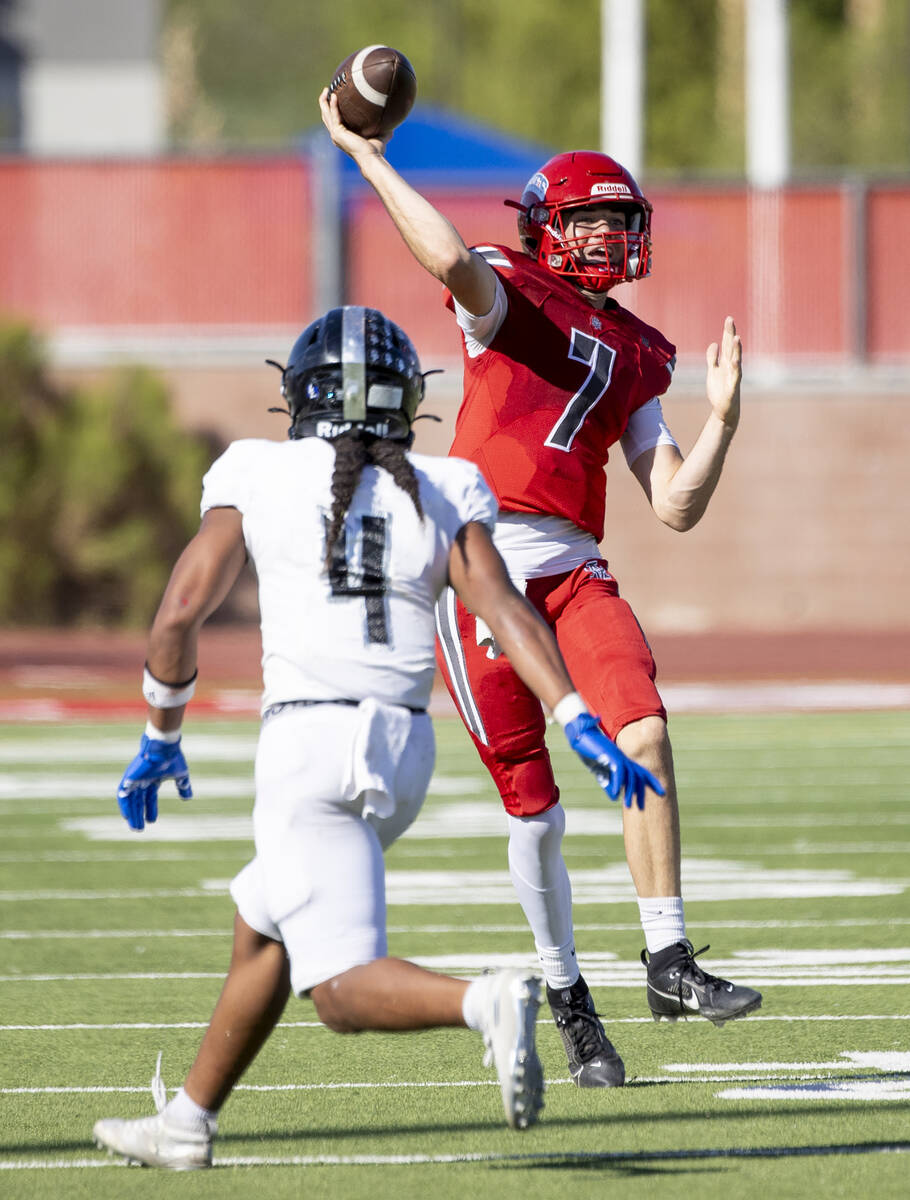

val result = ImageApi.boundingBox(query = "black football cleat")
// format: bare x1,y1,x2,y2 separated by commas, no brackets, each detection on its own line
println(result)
642,940,762,1026
547,975,625,1087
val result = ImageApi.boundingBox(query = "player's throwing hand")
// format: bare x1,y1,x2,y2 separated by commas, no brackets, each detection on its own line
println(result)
319,88,389,159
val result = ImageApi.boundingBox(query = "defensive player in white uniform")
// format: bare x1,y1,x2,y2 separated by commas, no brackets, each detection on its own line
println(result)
92,306,662,1169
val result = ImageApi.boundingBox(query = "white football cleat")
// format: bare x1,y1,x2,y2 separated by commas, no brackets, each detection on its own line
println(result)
93,1111,213,1170
478,968,545,1130
93,1054,214,1170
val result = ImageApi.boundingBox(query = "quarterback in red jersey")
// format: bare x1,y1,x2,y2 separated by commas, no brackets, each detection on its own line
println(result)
321,95,762,1088
446,240,676,539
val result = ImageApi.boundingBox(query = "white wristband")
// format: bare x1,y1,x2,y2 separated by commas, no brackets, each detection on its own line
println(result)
142,665,197,709
552,691,588,728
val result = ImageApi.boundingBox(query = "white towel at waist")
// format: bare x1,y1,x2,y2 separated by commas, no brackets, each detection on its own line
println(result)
345,697,414,819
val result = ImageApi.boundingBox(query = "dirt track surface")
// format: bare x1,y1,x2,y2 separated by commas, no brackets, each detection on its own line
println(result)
2,625,908,691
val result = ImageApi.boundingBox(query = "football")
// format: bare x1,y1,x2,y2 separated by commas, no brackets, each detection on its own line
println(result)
328,45,417,139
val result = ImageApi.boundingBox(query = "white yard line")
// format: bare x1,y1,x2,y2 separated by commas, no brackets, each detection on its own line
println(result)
0,1020,324,1031
4,916,910,940
3,841,909,865
2,1067,907,1097
0,889,218,901
3,1014,910,1033
3,1141,909,1170
664,1052,910,1072
0,774,483,803
0,971,224,982
0,928,230,939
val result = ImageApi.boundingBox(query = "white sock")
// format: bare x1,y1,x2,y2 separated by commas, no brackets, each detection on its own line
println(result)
535,940,580,990
638,896,686,954
462,974,494,1032
165,1087,218,1133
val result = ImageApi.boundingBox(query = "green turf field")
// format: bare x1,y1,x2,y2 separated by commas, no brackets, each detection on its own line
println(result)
0,710,908,1199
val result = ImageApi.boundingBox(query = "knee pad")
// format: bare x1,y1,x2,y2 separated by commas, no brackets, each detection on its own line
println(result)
481,745,559,817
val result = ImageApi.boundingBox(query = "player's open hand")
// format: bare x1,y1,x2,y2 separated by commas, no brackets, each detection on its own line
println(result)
319,88,389,160
564,712,665,810
116,733,193,831
705,316,742,431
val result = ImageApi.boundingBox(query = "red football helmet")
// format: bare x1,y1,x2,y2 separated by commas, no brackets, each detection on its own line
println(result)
507,151,652,293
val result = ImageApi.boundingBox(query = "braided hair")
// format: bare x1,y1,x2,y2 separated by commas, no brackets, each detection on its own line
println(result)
323,431,424,569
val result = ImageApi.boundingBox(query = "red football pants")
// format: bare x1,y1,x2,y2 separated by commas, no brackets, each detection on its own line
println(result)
435,559,666,817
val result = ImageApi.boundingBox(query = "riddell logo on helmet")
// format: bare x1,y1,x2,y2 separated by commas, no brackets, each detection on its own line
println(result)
315,418,393,439
591,182,634,198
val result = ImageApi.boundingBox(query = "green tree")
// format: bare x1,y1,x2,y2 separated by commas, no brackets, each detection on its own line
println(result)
0,324,217,627
162,0,601,150
0,324,66,621
162,0,910,175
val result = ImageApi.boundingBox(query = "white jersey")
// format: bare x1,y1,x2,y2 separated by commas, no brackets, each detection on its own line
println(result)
201,438,497,712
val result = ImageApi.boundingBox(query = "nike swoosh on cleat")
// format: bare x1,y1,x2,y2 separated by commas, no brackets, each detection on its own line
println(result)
649,985,700,1011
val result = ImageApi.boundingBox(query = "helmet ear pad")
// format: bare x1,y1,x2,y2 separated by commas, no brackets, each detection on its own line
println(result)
280,307,424,442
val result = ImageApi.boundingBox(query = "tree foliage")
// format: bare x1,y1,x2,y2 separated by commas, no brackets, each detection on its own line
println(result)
162,0,910,175
0,324,216,627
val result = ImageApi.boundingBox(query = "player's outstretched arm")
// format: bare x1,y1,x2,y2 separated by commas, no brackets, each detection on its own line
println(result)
144,507,247,713
448,521,663,808
630,316,742,532
116,507,246,831
318,88,496,316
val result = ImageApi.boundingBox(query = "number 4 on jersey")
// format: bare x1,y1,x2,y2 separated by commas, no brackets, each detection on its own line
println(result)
326,514,389,645
544,328,617,451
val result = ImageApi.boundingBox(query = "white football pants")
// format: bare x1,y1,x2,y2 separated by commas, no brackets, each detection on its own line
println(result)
231,702,434,995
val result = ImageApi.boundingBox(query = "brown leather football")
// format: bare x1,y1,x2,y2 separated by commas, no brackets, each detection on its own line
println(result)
328,45,417,139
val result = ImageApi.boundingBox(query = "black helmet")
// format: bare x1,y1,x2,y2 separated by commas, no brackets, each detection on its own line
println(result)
277,306,424,443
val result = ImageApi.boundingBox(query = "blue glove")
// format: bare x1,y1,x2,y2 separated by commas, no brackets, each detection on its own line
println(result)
564,712,665,811
116,734,193,831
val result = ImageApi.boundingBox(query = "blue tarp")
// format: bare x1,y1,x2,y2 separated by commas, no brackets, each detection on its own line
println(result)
308,105,554,186
381,105,553,180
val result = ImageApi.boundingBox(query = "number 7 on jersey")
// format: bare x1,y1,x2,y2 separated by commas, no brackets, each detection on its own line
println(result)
544,328,617,452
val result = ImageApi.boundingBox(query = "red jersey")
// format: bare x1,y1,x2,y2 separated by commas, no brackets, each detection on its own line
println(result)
446,245,676,541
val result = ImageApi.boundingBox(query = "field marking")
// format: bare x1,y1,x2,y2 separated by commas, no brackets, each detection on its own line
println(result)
5,916,910,941
718,1081,910,1101
3,839,909,865
0,1021,323,1031
703,1052,910,1103
1,1080,507,1096
0,971,224,983
206,862,910,905
0,851,232,864
6,856,907,905
7,1141,909,1171
381,861,910,904
0,735,259,764
3,1067,907,1097
3,1014,910,1033
0,889,218,902
0,775,484,804
685,813,910,828
0,928,230,940
6,772,907,811
666,1052,910,1073
660,681,910,711
5,947,910,988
